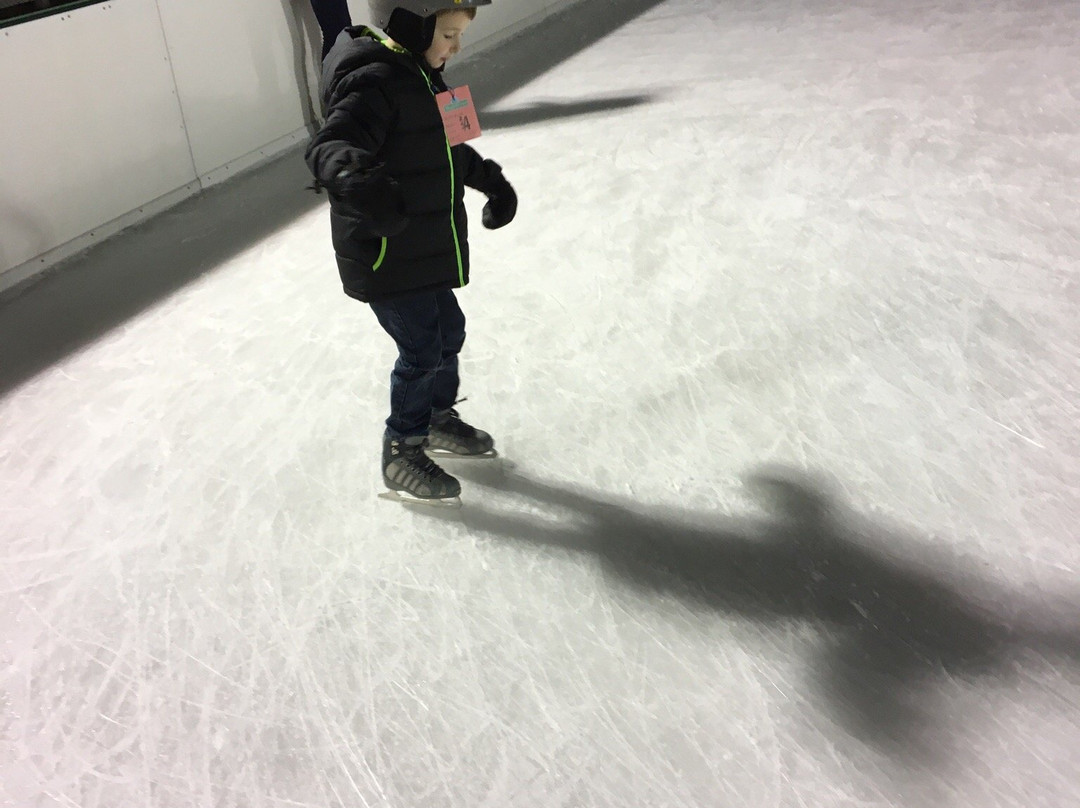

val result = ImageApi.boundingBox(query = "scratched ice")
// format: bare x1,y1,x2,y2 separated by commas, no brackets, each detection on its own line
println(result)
2,0,1079,806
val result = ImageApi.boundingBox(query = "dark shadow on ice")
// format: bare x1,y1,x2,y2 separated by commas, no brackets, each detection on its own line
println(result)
419,463,1080,767
0,152,323,395
447,0,669,111
479,94,660,130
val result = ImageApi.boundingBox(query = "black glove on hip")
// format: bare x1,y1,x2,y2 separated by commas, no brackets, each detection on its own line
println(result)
331,163,410,237
363,174,410,237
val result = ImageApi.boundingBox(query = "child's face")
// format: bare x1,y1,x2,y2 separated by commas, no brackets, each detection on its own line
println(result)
423,11,473,70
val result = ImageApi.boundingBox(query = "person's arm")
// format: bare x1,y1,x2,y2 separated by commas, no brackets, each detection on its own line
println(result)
457,143,500,191
456,144,517,230
305,75,409,236
305,76,393,193
309,0,352,59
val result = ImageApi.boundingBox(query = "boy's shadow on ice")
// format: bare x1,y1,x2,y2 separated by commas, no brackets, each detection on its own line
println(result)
422,463,1080,765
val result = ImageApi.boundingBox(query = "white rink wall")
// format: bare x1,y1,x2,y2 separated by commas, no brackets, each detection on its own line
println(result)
0,0,578,295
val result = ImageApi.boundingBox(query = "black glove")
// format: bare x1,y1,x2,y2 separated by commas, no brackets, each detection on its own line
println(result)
363,174,410,237
479,162,516,229
331,163,410,237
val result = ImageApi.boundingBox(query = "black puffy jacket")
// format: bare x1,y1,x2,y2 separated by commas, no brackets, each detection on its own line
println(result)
305,27,504,302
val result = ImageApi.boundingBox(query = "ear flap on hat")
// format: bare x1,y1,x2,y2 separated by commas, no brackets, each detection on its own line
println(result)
385,8,437,53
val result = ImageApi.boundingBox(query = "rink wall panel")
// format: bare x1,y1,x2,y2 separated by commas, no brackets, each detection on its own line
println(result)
0,2,197,290
0,0,579,295
153,0,313,182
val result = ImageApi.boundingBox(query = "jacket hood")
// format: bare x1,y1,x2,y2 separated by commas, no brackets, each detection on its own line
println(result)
321,26,415,107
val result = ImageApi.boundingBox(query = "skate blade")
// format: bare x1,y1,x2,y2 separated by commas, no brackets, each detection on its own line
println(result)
425,447,499,460
378,490,462,508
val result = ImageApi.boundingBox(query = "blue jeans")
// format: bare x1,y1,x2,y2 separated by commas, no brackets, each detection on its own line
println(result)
369,289,466,440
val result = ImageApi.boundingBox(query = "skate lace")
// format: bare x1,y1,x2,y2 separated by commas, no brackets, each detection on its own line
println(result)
403,443,447,480
433,402,474,437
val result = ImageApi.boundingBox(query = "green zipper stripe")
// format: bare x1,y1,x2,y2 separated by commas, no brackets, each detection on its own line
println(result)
372,237,388,271
444,138,464,287
420,70,465,287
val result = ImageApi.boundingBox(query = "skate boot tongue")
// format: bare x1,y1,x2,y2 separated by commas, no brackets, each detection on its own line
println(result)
428,409,496,457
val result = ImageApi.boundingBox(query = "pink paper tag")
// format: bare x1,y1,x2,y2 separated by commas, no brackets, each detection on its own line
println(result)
435,85,481,146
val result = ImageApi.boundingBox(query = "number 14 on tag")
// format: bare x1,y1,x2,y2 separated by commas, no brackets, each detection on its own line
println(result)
435,85,482,146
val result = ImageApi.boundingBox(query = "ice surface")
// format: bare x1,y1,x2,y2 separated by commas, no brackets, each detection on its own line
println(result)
2,0,1079,806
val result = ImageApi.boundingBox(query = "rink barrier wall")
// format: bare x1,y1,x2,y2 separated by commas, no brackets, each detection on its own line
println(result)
0,0,583,297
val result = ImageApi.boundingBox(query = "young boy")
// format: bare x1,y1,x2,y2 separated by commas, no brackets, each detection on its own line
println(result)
304,0,517,502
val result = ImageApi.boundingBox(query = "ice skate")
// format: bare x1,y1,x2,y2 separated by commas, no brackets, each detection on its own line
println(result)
380,436,462,506
426,407,497,459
